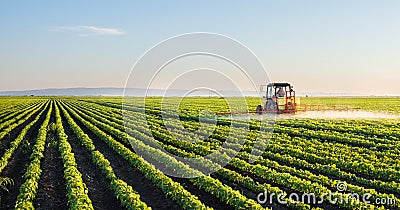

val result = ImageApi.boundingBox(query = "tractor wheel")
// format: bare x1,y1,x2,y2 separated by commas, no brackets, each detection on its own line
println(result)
256,105,263,114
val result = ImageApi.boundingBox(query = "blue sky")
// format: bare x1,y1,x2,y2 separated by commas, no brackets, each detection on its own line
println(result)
1,1,399,95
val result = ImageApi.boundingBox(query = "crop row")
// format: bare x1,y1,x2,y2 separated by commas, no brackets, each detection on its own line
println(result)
54,103,94,209
277,119,400,141
0,101,47,140
15,101,53,209
64,99,382,208
66,101,309,209
58,101,151,210
59,101,213,210
75,99,400,185
0,101,50,174
0,100,43,122
61,100,266,210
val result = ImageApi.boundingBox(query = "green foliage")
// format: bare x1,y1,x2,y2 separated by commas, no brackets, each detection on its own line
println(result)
0,177,14,193
300,97,400,114
1,97,399,209
73,97,399,209
15,101,53,209
59,101,209,210
0,102,50,174
54,103,94,210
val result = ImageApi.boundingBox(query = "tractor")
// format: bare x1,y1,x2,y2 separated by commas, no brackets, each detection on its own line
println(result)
257,82,297,114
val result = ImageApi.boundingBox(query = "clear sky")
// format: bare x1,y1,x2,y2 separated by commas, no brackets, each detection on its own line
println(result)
1,1,399,95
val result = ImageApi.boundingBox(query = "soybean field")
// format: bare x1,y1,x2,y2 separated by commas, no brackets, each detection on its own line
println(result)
0,97,399,210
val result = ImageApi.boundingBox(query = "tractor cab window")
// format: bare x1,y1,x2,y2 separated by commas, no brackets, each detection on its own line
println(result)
277,87,285,97
267,86,274,98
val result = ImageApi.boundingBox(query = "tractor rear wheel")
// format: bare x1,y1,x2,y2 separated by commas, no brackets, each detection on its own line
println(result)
256,105,263,114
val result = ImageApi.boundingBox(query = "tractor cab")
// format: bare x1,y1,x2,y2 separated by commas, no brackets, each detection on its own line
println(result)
257,82,297,114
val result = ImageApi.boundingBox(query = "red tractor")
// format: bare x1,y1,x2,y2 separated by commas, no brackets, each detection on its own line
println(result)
257,82,297,114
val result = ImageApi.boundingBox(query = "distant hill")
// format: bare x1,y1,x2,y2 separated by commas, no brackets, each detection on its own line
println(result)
0,88,258,97
0,88,126,96
0,87,371,97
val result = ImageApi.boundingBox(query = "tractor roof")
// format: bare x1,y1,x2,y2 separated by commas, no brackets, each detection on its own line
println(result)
268,82,291,87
